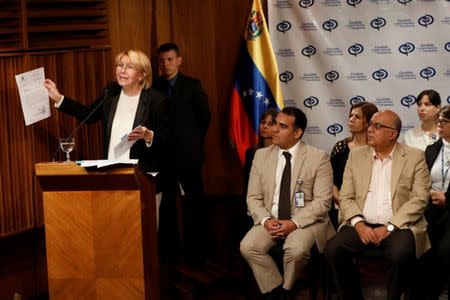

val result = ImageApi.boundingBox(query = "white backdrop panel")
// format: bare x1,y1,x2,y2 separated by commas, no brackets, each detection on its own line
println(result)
269,0,450,153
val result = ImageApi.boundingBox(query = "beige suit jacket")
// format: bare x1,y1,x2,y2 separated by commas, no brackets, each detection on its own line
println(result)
339,143,431,257
246,141,335,252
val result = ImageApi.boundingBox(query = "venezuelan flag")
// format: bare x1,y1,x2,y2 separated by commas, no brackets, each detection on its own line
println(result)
229,0,284,165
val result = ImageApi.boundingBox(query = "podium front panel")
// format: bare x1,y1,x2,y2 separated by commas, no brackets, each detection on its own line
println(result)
35,163,159,300
44,190,145,300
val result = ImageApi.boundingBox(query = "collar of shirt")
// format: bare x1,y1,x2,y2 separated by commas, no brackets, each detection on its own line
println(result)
372,144,396,162
277,140,301,162
443,138,450,151
168,73,178,87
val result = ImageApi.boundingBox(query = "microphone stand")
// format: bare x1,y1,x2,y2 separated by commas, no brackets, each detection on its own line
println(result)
51,89,109,162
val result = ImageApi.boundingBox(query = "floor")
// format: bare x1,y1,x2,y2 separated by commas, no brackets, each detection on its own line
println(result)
159,258,329,300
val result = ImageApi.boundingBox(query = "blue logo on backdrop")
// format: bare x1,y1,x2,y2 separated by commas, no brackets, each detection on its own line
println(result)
327,123,344,136
304,96,319,109
325,70,339,83
445,42,450,52
370,17,386,30
302,45,316,58
322,19,338,32
279,71,294,84
397,0,412,5
299,0,314,8
347,0,361,7
400,95,416,108
348,44,364,56
420,67,436,80
372,69,388,82
399,42,415,55
277,21,292,34
350,95,366,105
447,96,450,104
418,15,434,28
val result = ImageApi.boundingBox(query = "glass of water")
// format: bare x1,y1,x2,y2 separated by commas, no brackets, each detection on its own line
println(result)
59,137,75,162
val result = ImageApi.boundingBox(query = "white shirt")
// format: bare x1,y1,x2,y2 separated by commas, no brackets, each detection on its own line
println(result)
403,126,438,151
271,140,301,218
351,147,395,226
107,90,140,160
430,139,450,191
261,140,301,227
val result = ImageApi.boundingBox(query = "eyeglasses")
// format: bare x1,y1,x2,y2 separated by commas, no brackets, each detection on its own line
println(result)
368,121,397,131
436,118,450,127
116,63,136,71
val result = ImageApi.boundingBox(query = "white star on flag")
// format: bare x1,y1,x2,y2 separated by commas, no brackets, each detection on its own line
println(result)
256,91,263,99
248,88,254,96
264,98,270,106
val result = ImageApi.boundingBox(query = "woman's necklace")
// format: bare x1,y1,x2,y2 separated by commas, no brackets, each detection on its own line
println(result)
423,130,437,145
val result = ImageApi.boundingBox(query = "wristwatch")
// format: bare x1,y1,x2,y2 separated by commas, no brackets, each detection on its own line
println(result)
387,223,395,232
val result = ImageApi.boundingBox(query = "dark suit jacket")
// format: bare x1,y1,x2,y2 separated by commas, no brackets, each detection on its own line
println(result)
424,139,450,230
152,73,210,172
58,81,168,177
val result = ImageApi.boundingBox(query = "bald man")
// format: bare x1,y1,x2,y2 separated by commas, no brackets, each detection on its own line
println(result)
325,110,431,300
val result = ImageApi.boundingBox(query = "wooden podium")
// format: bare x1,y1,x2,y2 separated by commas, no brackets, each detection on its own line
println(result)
35,163,159,300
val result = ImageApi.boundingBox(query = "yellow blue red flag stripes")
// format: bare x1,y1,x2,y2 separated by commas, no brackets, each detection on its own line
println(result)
229,0,284,164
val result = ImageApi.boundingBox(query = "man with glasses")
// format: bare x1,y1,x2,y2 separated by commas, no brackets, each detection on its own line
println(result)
325,110,431,300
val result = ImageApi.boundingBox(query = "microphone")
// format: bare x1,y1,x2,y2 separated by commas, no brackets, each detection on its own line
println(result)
51,88,110,161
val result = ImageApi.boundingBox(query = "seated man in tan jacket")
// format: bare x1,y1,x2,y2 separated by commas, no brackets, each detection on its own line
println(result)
325,110,431,300
240,107,335,299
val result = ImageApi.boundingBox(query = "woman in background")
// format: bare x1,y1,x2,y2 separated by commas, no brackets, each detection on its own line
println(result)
403,89,441,151
424,105,450,300
329,101,378,228
243,108,279,195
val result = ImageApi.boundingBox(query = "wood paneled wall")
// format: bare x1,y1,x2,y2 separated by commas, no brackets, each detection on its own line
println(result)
0,48,112,237
150,0,252,195
1,0,252,238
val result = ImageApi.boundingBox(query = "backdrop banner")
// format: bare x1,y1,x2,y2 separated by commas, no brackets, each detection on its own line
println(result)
268,0,450,153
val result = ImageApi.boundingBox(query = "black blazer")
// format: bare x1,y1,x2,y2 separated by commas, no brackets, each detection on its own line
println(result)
424,139,450,226
152,73,210,171
58,82,168,175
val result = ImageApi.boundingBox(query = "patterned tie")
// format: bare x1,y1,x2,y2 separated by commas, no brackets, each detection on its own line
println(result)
278,151,292,220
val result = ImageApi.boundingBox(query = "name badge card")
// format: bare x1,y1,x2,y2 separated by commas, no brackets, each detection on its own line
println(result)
295,192,305,207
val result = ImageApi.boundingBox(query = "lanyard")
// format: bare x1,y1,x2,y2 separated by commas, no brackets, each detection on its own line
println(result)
440,147,450,188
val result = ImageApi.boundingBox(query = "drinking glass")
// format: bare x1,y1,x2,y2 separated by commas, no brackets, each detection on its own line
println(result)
59,137,75,162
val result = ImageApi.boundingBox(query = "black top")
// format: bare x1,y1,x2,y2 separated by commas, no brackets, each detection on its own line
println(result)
425,138,450,212
243,146,258,197
330,139,350,190
58,82,168,185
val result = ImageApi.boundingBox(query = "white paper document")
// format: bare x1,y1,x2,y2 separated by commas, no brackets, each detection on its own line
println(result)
76,159,138,169
15,67,50,126
113,125,141,159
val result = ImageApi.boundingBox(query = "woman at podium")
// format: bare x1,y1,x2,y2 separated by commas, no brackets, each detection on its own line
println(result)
44,49,168,192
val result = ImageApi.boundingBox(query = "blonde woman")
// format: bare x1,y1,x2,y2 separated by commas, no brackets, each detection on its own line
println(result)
44,49,168,191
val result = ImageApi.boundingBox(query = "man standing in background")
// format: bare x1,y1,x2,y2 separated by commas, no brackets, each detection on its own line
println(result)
153,42,211,266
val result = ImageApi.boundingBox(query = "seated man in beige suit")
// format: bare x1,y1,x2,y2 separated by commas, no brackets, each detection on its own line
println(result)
240,107,335,299
324,110,431,300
